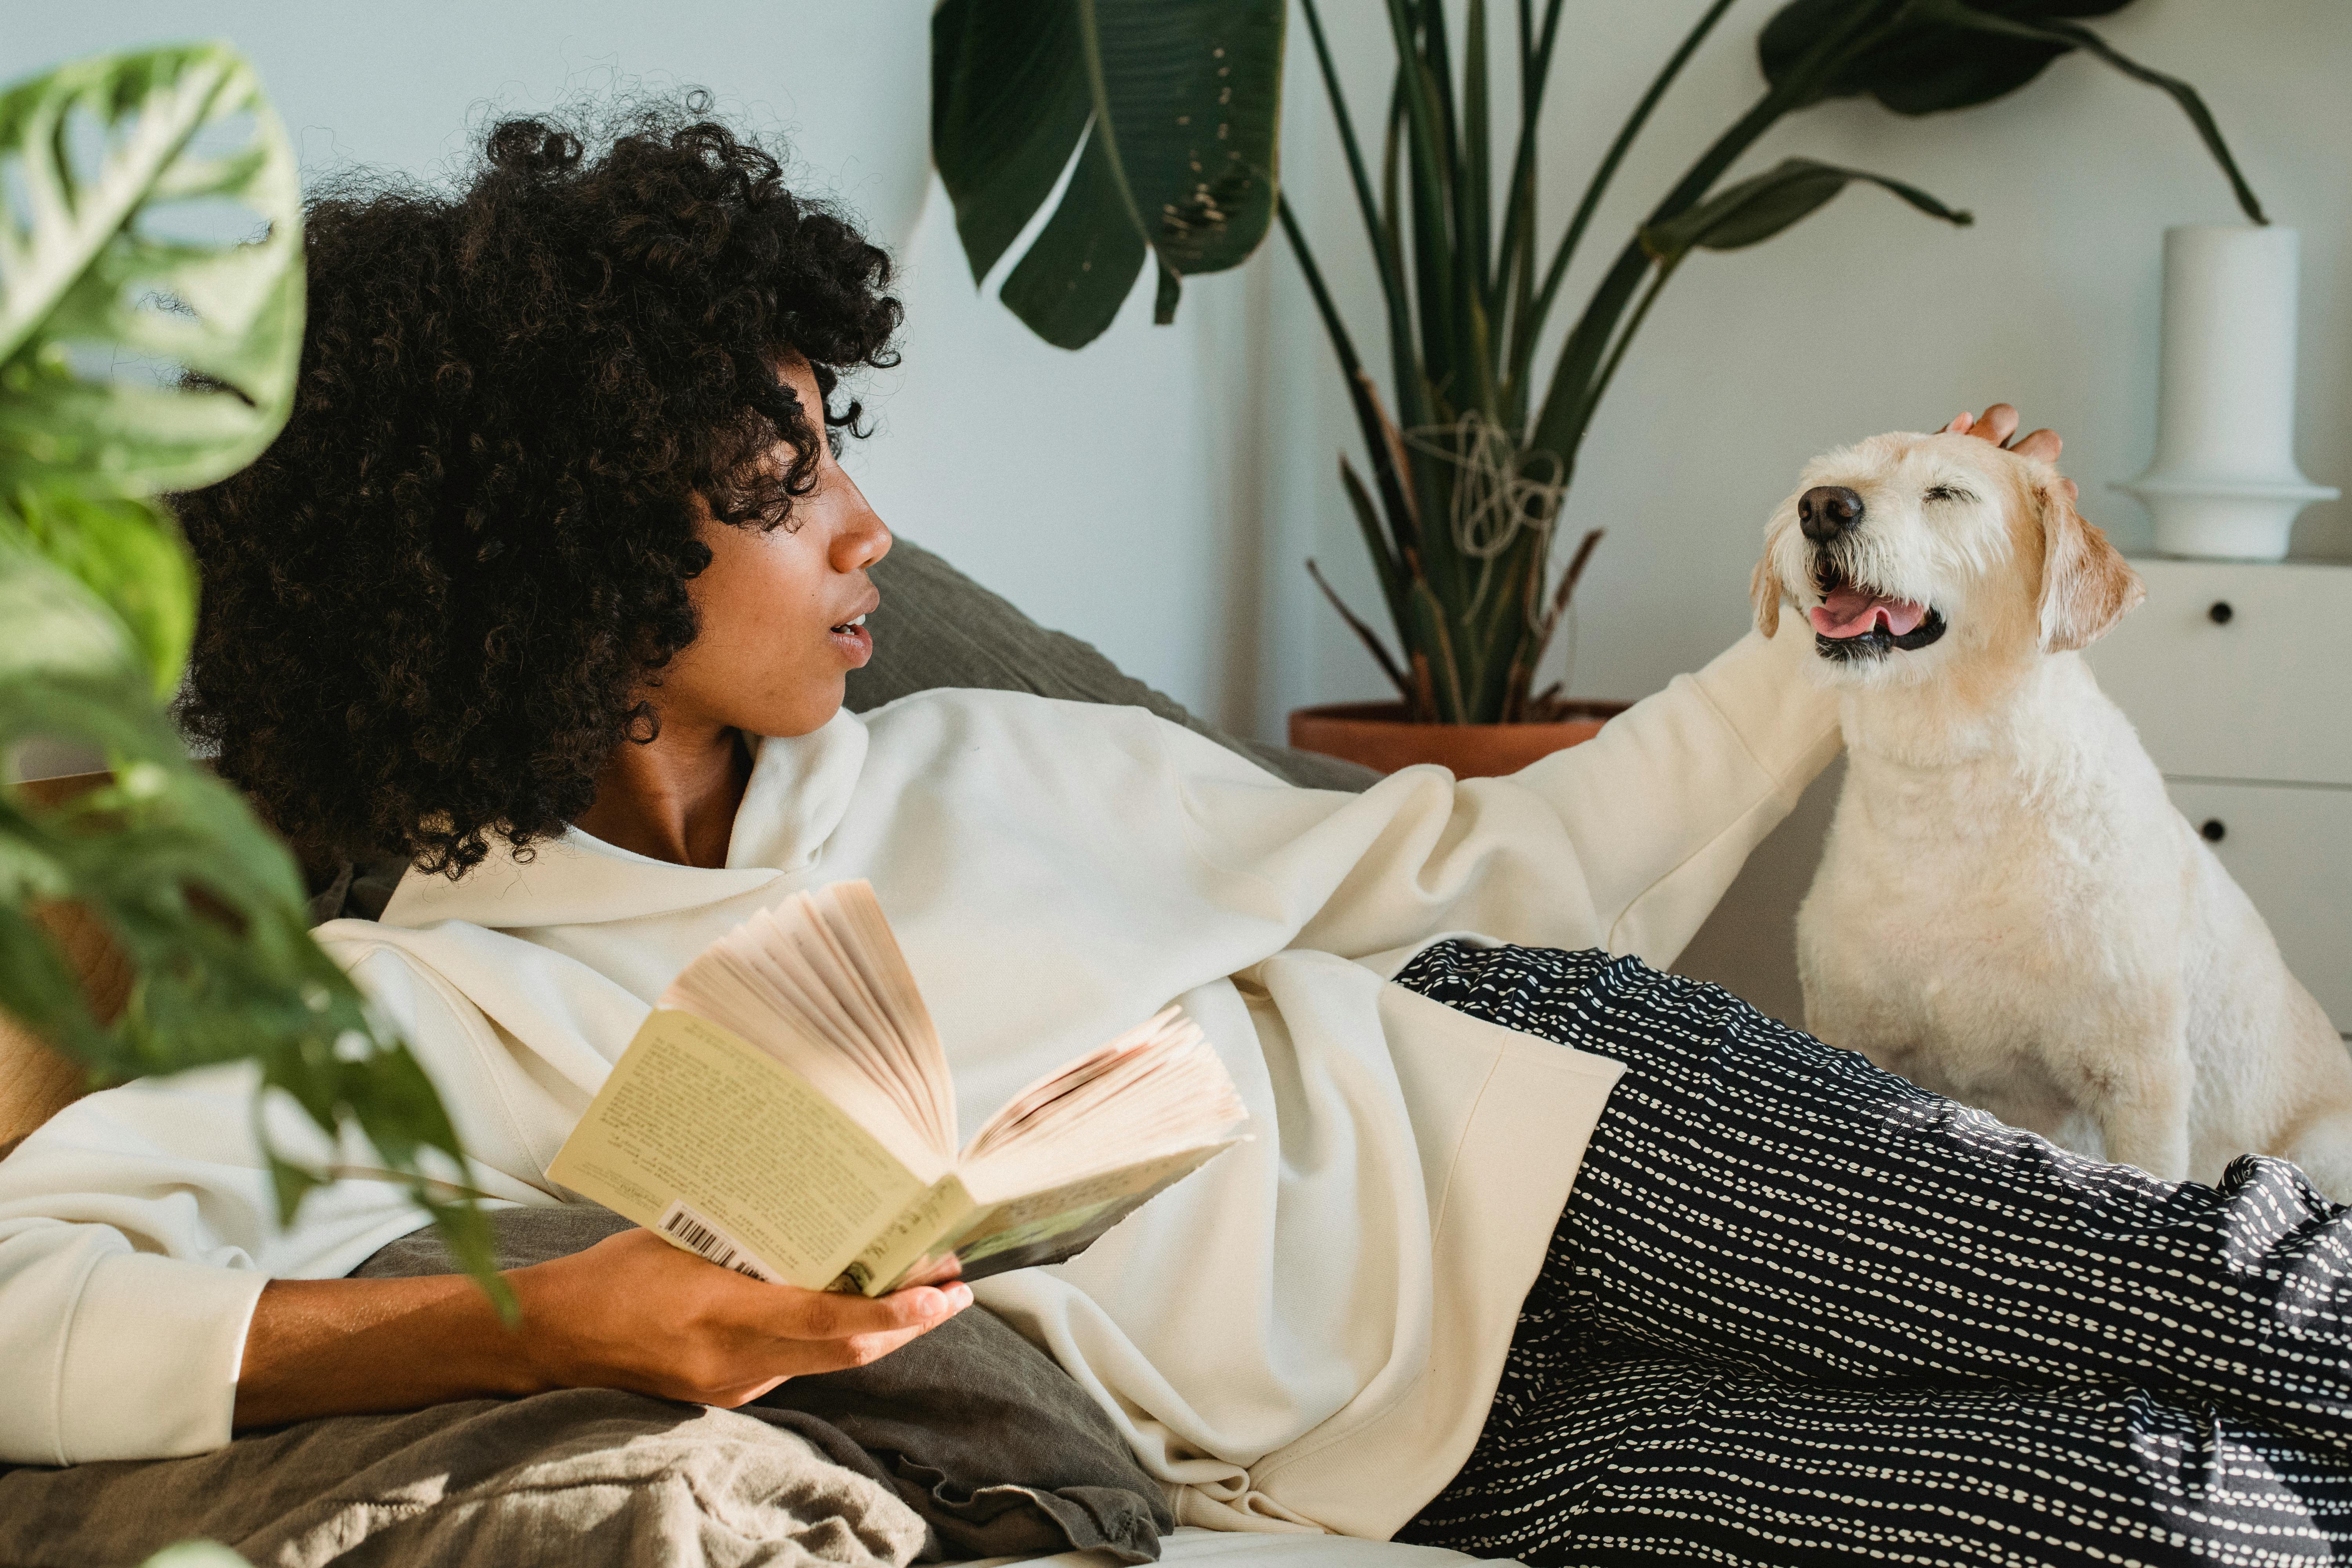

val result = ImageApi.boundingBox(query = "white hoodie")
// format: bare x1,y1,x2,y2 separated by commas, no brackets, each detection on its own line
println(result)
0,625,1836,1536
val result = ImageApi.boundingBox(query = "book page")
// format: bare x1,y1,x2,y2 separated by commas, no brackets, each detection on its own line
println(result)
616,882,1248,1297
828,1172,976,1297
960,1005,1249,1196
549,1009,927,1289
869,1142,1243,1295
660,882,955,1174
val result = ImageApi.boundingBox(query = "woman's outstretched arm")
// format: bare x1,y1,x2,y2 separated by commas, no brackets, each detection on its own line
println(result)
1166,405,2059,973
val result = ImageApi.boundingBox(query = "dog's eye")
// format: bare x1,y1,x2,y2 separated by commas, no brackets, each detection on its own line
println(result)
1923,485,1975,505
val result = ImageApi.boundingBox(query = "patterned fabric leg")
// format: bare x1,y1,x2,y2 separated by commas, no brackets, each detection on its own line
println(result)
1405,1349,2352,1566
1390,941,2352,1566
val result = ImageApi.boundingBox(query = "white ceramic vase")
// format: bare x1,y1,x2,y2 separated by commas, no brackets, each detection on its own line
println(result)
2120,225,2337,560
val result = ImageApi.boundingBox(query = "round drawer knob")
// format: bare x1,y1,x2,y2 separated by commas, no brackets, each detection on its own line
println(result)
2209,601,2235,625
2200,818,2227,843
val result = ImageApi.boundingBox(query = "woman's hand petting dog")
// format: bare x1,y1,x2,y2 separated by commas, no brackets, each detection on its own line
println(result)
1943,404,2075,501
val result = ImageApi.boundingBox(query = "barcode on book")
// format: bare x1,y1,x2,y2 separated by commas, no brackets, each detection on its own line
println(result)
656,1200,780,1283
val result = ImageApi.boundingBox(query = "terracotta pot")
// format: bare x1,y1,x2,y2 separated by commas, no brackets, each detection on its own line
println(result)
1287,700,1631,779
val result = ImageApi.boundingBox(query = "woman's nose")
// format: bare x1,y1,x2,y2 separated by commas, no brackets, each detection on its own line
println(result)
829,492,893,573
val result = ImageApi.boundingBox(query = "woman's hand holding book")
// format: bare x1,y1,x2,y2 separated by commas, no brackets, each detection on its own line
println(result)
231,1230,972,1429
504,1226,974,1405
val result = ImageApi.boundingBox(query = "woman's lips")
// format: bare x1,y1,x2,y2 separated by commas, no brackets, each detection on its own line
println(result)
828,616,872,667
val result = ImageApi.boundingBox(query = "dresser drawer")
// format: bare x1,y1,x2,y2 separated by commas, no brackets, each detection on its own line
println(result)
2087,559,2352,786
2163,780,2352,1033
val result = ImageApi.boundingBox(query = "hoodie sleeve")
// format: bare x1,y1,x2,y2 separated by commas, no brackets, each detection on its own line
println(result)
0,1064,349,1464
1162,619,1840,970
0,945,541,1466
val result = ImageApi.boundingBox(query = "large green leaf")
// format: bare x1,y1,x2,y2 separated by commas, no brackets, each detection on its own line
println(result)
1907,2,2265,223
996,126,1149,351
0,43,303,499
932,0,1092,285
1759,0,2129,113
932,0,1285,348
1641,156,1972,264
0,544,504,1305
0,45,501,1306
1758,0,2261,221
2,488,192,697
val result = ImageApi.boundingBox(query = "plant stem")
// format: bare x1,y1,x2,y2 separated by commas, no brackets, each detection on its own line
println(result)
1307,558,1413,698
1574,258,1677,453
1525,6,1904,469
1463,0,1493,299
1379,75,1418,421
1381,0,1461,405
1511,0,1739,405
1489,0,1566,327
1278,197,1422,567
1297,0,1423,424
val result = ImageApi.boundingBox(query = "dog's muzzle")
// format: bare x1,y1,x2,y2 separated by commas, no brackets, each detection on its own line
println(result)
1809,547,1947,661
1815,607,1948,662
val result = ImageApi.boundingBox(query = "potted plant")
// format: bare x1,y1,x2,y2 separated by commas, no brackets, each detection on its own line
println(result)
932,0,2261,775
0,45,498,1290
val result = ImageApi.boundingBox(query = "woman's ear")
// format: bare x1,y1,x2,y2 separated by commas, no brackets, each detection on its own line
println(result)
2036,472,2143,652
1751,552,1788,638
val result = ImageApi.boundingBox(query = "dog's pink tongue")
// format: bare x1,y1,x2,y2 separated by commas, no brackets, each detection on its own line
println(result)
1810,586,1927,639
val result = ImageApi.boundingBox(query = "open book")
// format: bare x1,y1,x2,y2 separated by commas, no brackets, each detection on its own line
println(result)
549,880,1248,1296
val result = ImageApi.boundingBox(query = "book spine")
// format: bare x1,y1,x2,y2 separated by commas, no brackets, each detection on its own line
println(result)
827,1173,976,1296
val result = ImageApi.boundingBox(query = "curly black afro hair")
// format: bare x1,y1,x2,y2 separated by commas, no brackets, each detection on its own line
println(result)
173,94,900,878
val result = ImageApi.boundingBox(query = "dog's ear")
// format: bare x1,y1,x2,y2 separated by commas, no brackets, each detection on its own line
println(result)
1750,554,1787,638
2036,473,2143,652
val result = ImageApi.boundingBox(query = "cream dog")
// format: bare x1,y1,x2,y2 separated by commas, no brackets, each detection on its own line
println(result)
1756,429,2352,1196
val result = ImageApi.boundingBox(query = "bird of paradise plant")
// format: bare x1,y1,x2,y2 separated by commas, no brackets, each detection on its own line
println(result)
934,0,2264,724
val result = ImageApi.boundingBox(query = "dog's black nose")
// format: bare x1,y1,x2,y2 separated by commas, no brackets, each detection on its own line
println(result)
1798,485,1864,542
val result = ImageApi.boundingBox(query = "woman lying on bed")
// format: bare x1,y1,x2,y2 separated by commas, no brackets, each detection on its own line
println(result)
3,102,2349,1568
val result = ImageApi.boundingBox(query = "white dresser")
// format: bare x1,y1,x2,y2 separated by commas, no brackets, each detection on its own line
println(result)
2084,557,2352,1035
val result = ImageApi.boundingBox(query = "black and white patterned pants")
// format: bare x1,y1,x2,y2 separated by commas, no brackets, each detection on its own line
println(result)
1389,942,2352,1567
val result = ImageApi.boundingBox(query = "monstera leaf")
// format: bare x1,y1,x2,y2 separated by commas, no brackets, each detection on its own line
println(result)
0,542,496,1287
932,0,1285,348
1760,0,2263,220
5,488,192,697
0,44,304,499
0,43,296,694
0,47,501,1303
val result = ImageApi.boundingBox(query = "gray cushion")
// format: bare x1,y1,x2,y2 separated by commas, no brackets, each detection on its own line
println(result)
352,1207,1172,1564
853,539,1377,793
